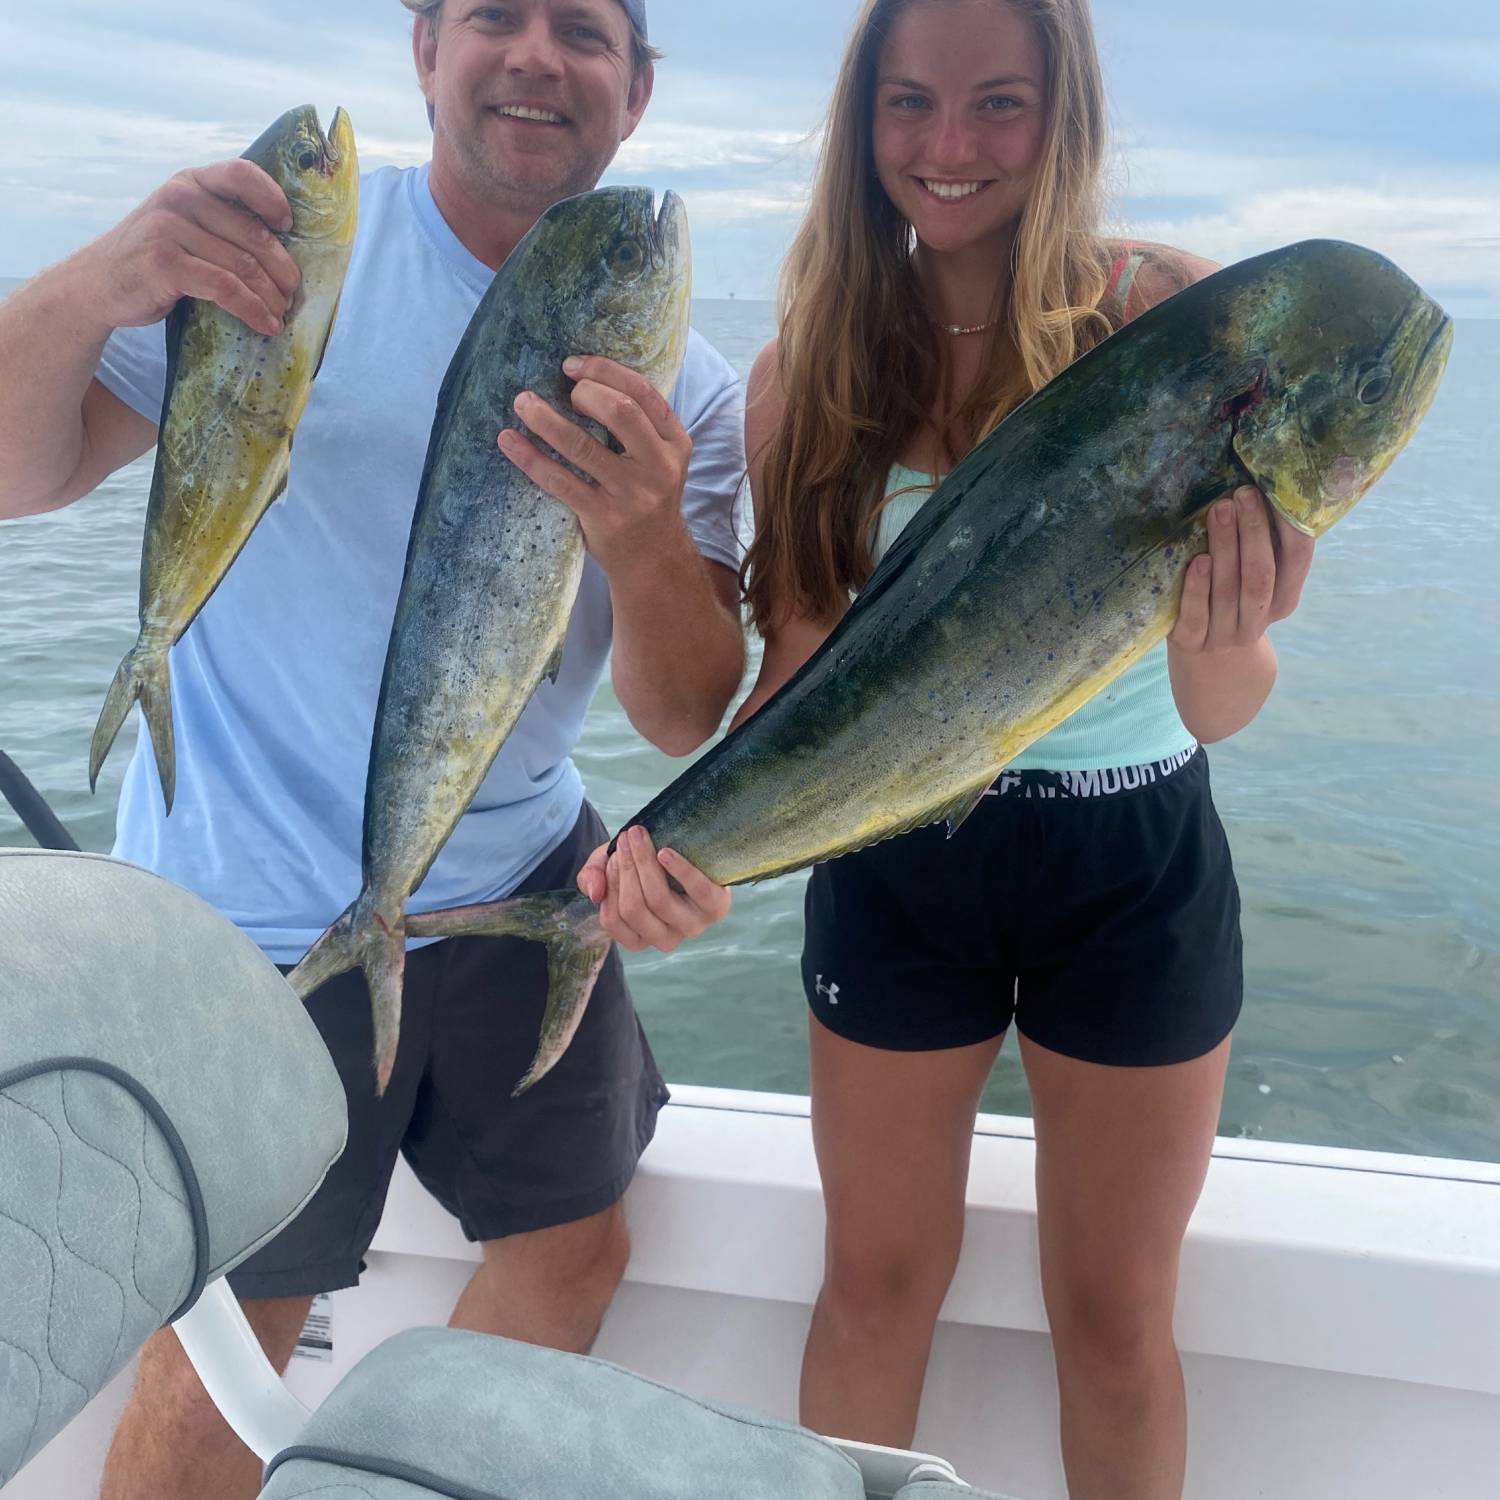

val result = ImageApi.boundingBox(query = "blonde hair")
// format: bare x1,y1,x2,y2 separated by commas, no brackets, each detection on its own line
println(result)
743,0,1120,631
398,0,661,77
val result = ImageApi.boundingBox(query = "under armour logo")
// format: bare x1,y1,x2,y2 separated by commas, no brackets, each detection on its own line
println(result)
815,975,841,1006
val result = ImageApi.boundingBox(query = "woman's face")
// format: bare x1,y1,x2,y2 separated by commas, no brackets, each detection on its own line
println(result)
870,0,1049,258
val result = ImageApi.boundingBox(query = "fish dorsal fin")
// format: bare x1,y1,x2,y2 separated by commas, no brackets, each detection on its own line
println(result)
859,429,1007,605
160,296,193,422
417,208,557,508
777,441,1045,710
413,263,507,517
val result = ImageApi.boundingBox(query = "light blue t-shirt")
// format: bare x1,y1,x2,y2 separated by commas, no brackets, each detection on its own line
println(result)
875,467,1195,771
95,164,745,964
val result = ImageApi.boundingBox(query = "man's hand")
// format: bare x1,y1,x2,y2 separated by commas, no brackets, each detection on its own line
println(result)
576,825,732,954
74,161,302,339
497,355,694,578
1170,485,1317,654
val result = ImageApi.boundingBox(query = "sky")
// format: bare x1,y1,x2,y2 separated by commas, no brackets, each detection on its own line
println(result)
2,0,1497,314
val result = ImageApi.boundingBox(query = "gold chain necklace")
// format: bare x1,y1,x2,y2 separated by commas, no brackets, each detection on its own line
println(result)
939,316,1000,336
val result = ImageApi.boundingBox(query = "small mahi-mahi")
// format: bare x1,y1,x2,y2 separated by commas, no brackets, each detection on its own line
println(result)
90,105,358,812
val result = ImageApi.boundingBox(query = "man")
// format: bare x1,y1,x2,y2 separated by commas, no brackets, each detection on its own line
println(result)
0,2,745,1496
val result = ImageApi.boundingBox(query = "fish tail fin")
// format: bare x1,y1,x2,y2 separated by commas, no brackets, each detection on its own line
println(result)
289,893,407,1095
407,890,610,1096
90,642,175,812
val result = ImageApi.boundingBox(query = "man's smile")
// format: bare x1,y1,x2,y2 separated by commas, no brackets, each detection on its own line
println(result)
491,102,570,126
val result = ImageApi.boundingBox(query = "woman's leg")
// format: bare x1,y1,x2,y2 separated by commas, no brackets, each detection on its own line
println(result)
799,1014,1005,1447
1021,1033,1230,1500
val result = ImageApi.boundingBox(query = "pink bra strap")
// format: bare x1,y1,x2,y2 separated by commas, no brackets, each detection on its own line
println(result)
1105,247,1148,317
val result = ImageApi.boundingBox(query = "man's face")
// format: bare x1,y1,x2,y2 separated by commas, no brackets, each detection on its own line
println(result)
415,0,652,211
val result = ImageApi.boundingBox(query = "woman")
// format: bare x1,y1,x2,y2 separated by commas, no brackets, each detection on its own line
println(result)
579,2,1315,1495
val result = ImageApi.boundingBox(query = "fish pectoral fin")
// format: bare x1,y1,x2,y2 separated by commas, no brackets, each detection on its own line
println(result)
267,445,292,508
311,292,343,383
544,640,565,686
941,780,999,839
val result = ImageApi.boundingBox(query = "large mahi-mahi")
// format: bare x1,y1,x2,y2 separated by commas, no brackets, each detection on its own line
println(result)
90,105,358,812
409,238,1453,1093
290,187,692,1091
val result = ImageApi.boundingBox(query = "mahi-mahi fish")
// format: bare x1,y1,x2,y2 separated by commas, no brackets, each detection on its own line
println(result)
90,105,359,812
407,238,1453,1094
289,187,692,1091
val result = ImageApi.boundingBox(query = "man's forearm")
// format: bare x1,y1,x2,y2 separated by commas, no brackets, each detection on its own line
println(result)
608,528,744,756
0,254,116,518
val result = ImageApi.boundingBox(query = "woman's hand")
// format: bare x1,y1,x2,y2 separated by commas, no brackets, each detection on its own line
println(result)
1167,484,1316,743
577,826,732,953
1170,484,1316,653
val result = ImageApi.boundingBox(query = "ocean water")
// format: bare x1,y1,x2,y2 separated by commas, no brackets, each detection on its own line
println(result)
1,283,1496,1163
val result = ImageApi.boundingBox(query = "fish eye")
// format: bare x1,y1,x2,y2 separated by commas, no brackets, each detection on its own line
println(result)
1357,363,1393,405
297,147,321,172
611,240,644,273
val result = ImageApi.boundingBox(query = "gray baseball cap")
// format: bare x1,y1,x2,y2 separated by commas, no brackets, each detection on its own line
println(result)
618,0,648,37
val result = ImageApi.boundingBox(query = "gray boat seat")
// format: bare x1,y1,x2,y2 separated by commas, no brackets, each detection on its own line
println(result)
258,1327,868,1499
0,849,347,1486
895,1480,1022,1498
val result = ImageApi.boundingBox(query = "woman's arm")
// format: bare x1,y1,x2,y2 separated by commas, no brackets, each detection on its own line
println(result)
727,343,842,728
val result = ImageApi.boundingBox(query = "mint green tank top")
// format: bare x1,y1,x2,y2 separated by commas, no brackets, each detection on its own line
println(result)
873,467,1196,771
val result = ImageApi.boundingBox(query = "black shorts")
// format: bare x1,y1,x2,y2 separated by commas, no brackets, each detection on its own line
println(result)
229,803,668,1300
802,747,1242,1066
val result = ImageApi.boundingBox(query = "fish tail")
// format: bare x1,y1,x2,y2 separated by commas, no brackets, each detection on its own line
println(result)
407,890,610,1096
90,642,175,812
289,893,407,1095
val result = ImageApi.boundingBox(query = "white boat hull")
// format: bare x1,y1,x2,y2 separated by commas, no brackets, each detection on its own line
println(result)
12,1087,1500,1498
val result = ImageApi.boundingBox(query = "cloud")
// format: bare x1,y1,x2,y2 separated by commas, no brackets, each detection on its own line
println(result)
0,11,424,164
673,185,811,227
1128,186,1500,306
0,99,247,173
356,133,438,171
2,0,1495,312
613,123,814,175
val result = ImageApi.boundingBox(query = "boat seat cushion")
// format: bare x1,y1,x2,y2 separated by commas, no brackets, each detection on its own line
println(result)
259,1327,867,1499
895,1481,1023,1499
0,850,346,1485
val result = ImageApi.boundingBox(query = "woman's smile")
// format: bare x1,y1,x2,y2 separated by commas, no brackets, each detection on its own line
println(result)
914,177,995,203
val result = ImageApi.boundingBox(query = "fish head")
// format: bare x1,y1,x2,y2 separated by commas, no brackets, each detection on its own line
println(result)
1228,241,1452,537
519,187,693,399
244,105,360,247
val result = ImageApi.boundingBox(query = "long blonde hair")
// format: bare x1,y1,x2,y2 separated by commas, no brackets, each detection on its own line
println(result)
744,0,1118,631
